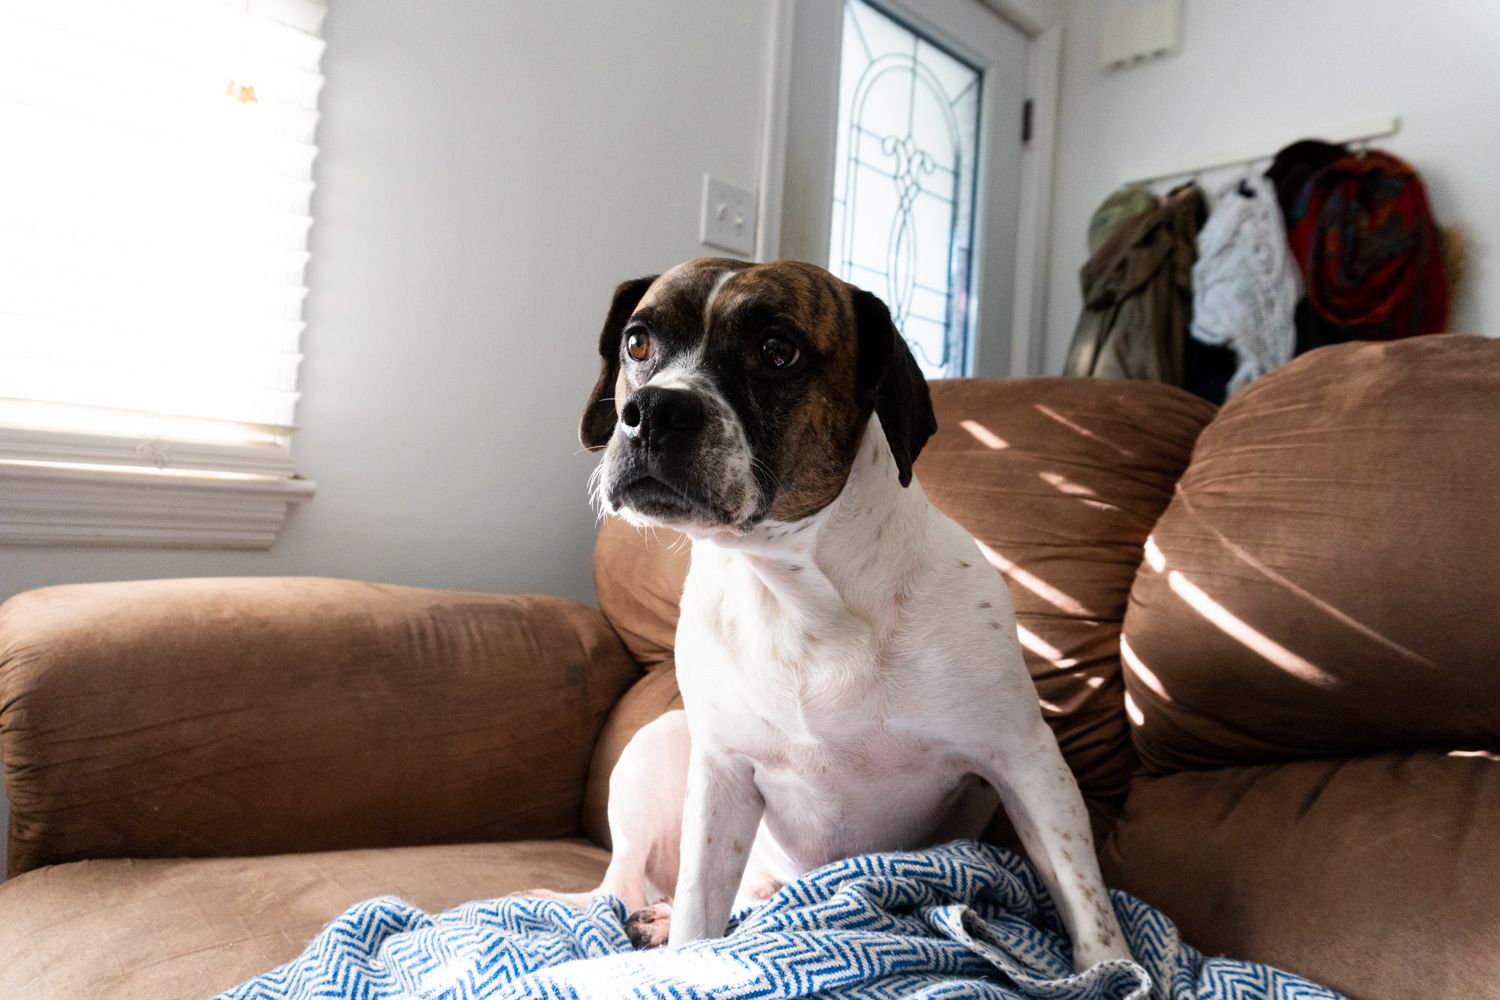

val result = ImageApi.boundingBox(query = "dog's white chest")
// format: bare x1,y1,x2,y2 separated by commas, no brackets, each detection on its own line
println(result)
678,548,883,743
675,543,992,873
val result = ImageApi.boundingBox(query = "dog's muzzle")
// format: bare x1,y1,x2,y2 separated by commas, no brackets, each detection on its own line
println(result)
605,385,751,527
621,386,703,453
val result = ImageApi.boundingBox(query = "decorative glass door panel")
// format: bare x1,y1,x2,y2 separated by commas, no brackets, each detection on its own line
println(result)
829,0,982,379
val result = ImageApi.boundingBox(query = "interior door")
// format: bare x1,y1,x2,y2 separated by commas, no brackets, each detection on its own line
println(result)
778,0,1028,379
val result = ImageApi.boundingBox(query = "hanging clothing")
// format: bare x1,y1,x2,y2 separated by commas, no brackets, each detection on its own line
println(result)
1265,139,1352,358
1265,139,1348,225
1065,184,1203,386
1292,298,1351,356
1088,185,1158,254
1189,174,1301,396
1288,151,1449,340
1182,329,1238,404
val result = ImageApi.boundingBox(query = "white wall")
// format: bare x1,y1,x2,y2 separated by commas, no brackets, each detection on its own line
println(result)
0,0,777,871
1042,0,1500,371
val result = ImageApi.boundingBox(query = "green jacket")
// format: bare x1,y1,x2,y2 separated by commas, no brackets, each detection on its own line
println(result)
1064,185,1203,385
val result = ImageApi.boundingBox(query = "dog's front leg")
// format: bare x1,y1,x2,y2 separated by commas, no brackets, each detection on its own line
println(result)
667,748,764,947
975,721,1132,972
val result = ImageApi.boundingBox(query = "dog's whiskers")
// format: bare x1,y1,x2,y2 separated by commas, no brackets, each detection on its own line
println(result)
586,461,610,524
750,456,782,492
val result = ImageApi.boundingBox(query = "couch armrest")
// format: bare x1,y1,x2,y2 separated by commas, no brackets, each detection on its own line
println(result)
0,577,639,877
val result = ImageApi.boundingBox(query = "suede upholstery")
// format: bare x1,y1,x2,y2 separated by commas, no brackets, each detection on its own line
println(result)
0,839,608,1000
1,338,1495,1000
1123,336,1500,772
593,519,689,674
0,577,638,876
1101,753,1500,1000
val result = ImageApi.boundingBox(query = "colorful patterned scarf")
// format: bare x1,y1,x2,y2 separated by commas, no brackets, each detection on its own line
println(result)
1288,151,1448,340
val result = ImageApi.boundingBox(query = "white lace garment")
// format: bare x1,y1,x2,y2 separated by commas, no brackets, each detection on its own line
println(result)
1190,173,1301,396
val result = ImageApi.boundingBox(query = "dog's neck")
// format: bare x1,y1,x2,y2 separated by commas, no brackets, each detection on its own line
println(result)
689,416,931,622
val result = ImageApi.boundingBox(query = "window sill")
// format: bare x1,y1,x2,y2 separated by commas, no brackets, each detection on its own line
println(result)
0,460,316,549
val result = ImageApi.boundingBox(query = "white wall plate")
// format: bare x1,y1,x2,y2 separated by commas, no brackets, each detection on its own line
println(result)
700,174,757,257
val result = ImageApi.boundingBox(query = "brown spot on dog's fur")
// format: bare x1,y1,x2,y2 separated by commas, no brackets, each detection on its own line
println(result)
977,601,991,609
959,560,971,568
612,369,628,417
633,256,746,318
988,620,1002,630
733,264,868,522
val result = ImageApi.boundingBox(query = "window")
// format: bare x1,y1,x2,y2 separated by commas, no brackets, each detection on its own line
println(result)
828,0,983,380
0,0,324,547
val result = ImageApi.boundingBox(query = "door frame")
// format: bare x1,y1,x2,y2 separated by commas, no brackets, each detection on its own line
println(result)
755,0,1061,377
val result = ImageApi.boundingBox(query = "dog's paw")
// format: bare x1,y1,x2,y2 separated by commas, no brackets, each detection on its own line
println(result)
624,899,673,949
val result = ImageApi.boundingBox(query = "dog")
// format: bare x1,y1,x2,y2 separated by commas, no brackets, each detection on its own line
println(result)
572,257,1131,973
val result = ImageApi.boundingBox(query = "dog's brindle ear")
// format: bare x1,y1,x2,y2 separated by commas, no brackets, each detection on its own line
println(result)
580,275,658,450
853,289,937,487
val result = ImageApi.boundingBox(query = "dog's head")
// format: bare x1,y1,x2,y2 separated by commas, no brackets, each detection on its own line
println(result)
581,258,936,534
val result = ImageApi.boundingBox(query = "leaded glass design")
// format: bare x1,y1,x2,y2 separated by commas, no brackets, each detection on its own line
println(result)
829,0,982,379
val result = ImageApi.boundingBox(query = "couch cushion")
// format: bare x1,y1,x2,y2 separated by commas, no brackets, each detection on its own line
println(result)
1121,335,1500,772
1101,752,1500,1000
594,517,690,672
921,377,1213,811
0,838,609,1000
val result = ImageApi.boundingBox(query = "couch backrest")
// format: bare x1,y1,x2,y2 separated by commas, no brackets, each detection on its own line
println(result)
1121,334,1500,773
593,516,689,673
918,378,1213,808
591,377,1214,817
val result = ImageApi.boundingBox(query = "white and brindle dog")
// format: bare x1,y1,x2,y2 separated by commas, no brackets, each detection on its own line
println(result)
568,257,1130,973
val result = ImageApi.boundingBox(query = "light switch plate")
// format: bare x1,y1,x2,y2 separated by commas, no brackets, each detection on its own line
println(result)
700,174,757,257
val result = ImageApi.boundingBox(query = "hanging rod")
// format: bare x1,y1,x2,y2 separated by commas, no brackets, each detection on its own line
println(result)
1121,114,1401,187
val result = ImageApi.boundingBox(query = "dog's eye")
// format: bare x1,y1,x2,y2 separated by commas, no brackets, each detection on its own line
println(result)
759,334,800,370
625,330,651,362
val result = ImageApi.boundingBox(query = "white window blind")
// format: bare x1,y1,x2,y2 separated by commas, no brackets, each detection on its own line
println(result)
0,0,324,546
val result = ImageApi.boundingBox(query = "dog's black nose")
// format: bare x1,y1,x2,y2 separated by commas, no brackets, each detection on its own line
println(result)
620,387,704,450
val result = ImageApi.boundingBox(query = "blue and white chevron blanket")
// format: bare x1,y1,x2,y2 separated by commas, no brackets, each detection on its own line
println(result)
216,840,1342,1000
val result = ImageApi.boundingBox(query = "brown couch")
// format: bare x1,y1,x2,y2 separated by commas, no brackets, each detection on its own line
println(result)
2,336,1496,999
